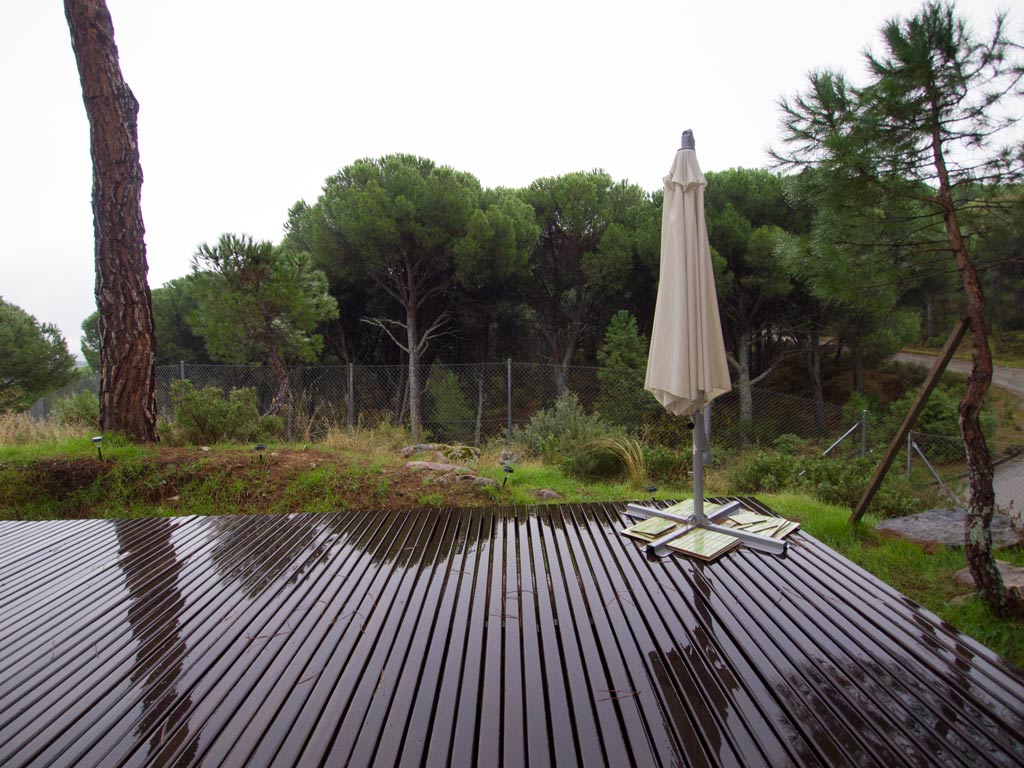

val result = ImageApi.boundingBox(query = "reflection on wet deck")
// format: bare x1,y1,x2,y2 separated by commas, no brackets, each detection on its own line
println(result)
0,499,1022,767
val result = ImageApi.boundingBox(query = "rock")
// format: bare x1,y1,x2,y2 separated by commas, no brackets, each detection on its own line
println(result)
532,489,562,500
441,444,480,463
400,443,445,458
405,461,473,474
953,560,1024,590
433,472,478,486
500,449,519,465
875,508,1024,549
473,476,499,488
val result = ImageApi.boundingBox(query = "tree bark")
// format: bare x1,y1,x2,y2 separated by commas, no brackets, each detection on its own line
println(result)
851,346,865,394
65,0,157,442
804,327,826,434
266,348,291,416
924,291,936,340
932,140,1023,618
406,305,422,441
734,329,754,444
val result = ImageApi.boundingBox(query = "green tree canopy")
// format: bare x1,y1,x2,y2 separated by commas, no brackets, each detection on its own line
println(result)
1,298,77,410
774,0,1024,616
704,168,801,430
190,234,338,413
312,154,484,438
521,171,655,390
81,275,212,370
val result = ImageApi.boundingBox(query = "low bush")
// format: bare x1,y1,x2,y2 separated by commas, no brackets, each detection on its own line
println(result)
728,451,800,494
727,448,934,517
513,393,620,463
322,421,412,453
53,391,99,428
166,381,283,445
643,444,690,483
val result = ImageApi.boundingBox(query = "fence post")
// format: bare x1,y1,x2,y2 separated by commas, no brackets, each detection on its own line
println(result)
507,358,512,446
907,432,913,480
347,363,355,431
179,360,185,380
861,409,868,457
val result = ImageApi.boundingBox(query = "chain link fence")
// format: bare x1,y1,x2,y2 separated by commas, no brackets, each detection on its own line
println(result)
33,361,854,448
27,362,1024,524
906,431,1024,525
28,361,1023,516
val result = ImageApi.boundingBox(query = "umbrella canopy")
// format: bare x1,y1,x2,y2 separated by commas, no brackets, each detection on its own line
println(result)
644,132,731,416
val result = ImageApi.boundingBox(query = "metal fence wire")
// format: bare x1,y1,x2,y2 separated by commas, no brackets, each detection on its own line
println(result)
33,361,852,448
907,431,1024,523
28,361,1024,517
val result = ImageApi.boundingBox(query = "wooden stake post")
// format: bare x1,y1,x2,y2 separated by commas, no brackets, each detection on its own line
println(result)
850,318,969,524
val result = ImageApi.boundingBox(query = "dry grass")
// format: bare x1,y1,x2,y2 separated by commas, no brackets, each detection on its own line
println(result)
0,413,88,446
321,421,413,454
584,436,647,486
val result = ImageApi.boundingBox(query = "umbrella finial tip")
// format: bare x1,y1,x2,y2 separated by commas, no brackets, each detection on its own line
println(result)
680,130,695,150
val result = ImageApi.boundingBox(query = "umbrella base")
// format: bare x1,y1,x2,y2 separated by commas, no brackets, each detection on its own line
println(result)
625,501,788,557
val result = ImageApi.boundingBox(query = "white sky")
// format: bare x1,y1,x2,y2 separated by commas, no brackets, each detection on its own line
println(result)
0,0,1016,359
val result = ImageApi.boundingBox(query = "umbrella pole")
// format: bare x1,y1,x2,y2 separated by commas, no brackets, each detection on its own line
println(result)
692,408,707,524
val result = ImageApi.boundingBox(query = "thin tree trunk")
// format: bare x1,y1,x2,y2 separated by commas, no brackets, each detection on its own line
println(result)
65,0,157,442
852,346,865,394
474,370,485,448
266,349,291,415
393,365,408,427
925,291,936,340
407,308,422,441
804,328,826,434
735,329,754,444
933,139,1023,618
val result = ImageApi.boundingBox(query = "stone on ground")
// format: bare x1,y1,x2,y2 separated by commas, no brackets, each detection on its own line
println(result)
875,508,1023,548
954,560,1024,591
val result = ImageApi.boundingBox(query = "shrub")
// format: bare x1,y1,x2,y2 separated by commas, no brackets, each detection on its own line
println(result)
728,450,800,494
726,448,934,518
564,436,646,484
424,367,475,442
595,312,660,431
563,447,627,480
53,391,99,428
643,444,690,483
167,380,282,445
513,392,619,462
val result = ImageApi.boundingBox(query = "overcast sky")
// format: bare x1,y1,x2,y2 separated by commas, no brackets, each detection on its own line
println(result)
0,0,1016,360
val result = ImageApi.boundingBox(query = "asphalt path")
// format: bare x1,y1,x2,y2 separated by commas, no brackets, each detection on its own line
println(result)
893,352,1023,522
893,352,1024,398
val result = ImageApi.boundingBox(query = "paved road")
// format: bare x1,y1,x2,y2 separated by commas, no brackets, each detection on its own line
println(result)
893,352,1023,523
893,352,1024,397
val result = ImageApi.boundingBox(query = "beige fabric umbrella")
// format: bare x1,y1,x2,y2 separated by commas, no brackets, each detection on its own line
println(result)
628,138,785,552
645,131,731,416
645,130,731,525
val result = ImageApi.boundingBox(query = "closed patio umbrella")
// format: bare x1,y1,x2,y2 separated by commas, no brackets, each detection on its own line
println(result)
645,130,730,525
645,129,730,421
632,131,784,555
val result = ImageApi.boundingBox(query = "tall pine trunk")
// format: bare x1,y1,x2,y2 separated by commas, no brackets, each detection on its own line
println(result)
65,0,157,442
